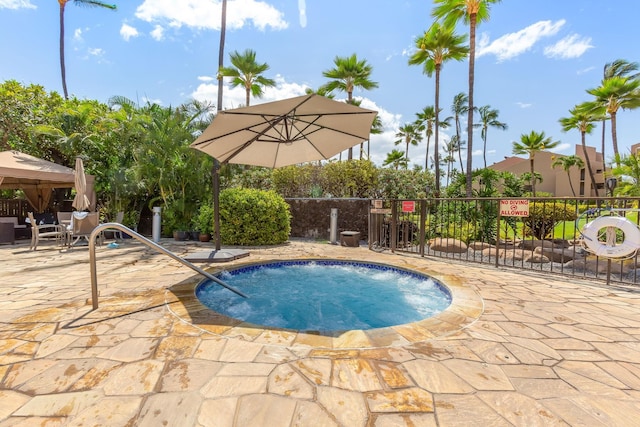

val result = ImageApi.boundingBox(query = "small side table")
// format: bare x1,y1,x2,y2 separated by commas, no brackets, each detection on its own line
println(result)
340,231,361,247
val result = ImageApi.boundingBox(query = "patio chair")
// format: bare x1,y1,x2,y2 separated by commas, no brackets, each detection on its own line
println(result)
27,212,66,251
68,212,103,247
57,211,72,226
113,211,125,240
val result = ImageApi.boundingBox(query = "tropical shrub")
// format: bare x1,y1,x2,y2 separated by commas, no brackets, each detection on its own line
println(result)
377,167,434,199
322,159,378,198
522,202,577,239
219,188,291,245
193,202,214,235
272,163,321,197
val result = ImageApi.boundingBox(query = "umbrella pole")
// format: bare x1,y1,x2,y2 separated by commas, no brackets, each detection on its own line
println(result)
213,160,221,251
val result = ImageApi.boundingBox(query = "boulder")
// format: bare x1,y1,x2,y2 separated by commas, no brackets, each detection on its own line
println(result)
468,241,492,251
565,257,635,275
428,238,468,253
524,253,550,263
519,239,570,250
479,247,550,263
533,246,585,263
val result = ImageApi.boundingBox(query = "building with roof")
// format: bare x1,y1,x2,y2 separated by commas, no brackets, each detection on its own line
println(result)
488,144,607,197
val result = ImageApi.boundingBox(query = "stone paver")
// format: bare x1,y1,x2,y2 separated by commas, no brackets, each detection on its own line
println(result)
1,238,640,425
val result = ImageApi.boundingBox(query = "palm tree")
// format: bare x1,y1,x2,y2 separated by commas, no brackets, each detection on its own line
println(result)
475,105,507,168
559,104,604,197
394,123,423,167
409,22,468,195
512,130,560,197
432,0,502,197
552,155,584,197
219,49,276,107
611,153,640,196
443,139,459,186
451,92,468,173
58,0,117,100
383,149,408,170
321,54,379,160
587,76,640,167
415,106,436,170
600,59,640,161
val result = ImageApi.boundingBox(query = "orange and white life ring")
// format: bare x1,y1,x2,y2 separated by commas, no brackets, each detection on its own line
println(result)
581,216,640,258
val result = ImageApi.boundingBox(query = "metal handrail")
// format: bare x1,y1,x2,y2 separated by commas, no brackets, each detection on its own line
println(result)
88,223,247,310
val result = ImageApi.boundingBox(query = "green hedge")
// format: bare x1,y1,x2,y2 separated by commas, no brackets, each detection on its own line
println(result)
219,188,291,245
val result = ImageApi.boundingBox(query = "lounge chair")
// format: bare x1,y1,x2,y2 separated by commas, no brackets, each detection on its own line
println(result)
27,212,66,251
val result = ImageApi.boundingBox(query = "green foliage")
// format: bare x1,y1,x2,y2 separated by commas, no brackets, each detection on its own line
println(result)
322,160,378,197
611,153,640,196
229,166,273,190
271,164,320,197
428,198,498,244
377,168,434,199
219,188,291,245
193,203,214,234
501,171,526,197
522,202,578,239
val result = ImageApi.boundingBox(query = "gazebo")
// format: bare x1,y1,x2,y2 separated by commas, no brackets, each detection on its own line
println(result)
0,150,95,212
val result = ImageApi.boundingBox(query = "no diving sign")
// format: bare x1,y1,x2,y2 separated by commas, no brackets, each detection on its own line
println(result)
500,199,530,217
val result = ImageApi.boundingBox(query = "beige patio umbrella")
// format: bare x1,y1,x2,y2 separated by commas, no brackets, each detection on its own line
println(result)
191,94,377,168
72,157,91,211
191,94,378,249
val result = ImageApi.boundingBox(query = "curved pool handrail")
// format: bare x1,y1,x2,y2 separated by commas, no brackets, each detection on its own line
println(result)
88,223,247,310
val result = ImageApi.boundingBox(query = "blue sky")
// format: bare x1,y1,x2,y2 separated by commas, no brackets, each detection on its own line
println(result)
1,0,638,170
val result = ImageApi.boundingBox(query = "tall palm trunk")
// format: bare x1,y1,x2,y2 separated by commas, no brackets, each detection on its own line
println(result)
482,134,487,169
434,64,442,195
465,13,477,197
347,91,354,160
529,156,536,197
581,132,599,197
425,133,431,171
566,171,576,197
59,2,69,99
611,111,620,166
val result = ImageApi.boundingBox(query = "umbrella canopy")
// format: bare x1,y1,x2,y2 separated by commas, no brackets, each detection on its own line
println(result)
191,94,377,167
72,157,91,211
0,150,95,211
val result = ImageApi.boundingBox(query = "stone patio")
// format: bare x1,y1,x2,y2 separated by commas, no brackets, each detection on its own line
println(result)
1,237,639,426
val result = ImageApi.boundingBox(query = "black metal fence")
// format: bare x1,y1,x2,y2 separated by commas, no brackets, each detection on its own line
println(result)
369,197,640,286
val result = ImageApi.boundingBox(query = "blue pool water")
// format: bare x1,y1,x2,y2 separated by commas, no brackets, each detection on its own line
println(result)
196,260,452,332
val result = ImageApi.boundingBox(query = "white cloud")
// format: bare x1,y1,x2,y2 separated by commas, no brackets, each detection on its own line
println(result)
477,19,565,61
516,102,532,109
198,75,215,82
150,25,164,41
554,142,572,153
120,23,139,41
298,0,306,28
577,66,595,75
0,0,35,9
135,0,288,32
191,74,308,110
74,28,84,42
359,98,402,166
88,47,104,57
544,34,593,59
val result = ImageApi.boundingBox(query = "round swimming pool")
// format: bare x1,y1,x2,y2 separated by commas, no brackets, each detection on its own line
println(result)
195,260,452,332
